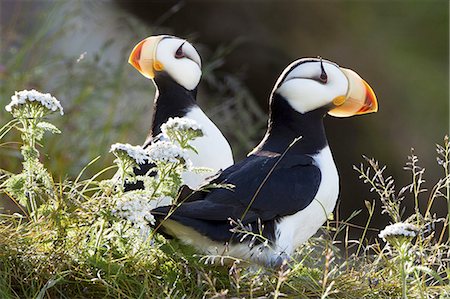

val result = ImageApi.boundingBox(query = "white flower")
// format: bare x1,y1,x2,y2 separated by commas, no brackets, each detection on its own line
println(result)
113,191,173,235
146,141,190,165
379,222,419,241
5,89,64,115
110,143,150,164
76,51,87,63
161,117,203,135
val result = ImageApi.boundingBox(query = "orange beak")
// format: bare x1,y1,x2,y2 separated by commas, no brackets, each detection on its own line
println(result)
328,68,378,117
128,36,165,79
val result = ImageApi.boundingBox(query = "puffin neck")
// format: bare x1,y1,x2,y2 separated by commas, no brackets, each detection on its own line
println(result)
258,93,328,155
150,73,198,137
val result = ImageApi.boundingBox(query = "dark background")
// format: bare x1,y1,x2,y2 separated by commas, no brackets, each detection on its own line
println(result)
1,0,449,240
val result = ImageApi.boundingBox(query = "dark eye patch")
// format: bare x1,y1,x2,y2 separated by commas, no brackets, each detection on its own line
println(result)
175,43,185,59
319,57,328,83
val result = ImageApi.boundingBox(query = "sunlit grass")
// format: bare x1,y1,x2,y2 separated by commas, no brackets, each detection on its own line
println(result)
0,88,449,298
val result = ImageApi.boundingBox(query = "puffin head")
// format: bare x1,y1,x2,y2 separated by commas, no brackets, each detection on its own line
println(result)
128,35,202,91
272,58,378,117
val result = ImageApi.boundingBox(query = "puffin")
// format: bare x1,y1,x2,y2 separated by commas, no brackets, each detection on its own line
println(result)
151,58,378,266
126,35,234,190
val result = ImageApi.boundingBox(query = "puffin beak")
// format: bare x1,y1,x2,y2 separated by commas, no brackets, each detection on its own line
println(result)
328,68,378,117
128,36,165,79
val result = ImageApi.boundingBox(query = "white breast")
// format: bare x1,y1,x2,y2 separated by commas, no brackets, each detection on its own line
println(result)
273,146,339,256
182,107,234,188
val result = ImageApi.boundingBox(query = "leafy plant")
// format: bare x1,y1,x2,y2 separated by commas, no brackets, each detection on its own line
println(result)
2,90,63,221
0,89,449,298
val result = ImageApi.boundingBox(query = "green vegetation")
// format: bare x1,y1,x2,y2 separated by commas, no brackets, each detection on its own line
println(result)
0,93,449,298
0,2,448,298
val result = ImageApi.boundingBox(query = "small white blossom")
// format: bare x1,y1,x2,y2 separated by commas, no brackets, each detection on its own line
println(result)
110,143,150,164
379,222,419,241
76,51,87,63
113,191,173,236
146,141,190,165
161,117,203,135
5,89,64,115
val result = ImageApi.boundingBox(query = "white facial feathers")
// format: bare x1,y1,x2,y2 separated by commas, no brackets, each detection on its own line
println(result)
274,59,348,114
156,37,202,90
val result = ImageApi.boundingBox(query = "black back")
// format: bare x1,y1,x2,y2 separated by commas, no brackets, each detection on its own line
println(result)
152,153,321,242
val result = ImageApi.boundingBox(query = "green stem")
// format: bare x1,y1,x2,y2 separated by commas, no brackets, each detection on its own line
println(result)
94,218,106,259
118,160,128,195
411,157,420,227
398,244,409,299
22,117,39,222
413,178,419,226
401,257,407,299
356,200,375,256
445,137,450,243
29,118,39,222
150,163,178,198
0,118,20,140
149,165,167,199
447,184,450,244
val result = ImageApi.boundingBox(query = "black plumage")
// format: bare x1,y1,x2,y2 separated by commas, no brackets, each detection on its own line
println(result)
147,73,197,138
124,73,197,191
151,94,325,243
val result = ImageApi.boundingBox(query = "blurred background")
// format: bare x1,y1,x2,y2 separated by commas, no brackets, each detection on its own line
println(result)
1,0,448,240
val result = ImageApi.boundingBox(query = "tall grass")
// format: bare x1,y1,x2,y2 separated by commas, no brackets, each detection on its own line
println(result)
0,89,449,297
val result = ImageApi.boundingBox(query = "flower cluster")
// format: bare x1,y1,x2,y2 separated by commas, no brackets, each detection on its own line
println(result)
161,117,204,149
379,222,419,241
110,143,150,164
113,191,173,235
5,89,64,115
146,141,190,165
161,117,203,136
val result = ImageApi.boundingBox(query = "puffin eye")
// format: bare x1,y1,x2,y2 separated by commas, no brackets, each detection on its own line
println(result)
175,43,185,59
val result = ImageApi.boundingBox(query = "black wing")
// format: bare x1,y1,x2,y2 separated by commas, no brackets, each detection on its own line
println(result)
152,153,321,242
